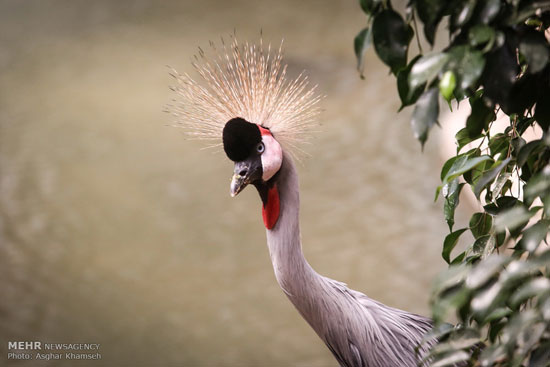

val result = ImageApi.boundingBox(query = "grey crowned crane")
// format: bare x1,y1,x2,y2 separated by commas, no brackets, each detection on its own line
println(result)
169,36,436,367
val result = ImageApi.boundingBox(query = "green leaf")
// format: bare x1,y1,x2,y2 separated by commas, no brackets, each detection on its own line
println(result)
510,277,550,309
525,171,550,206
488,320,506,343
482,45,519,114
359,0,381,14
450,0,477,33
515,1,550,23
415,0,447,45
508,73,539,115
519,30,550,74
433,264,470,295
443,179,464,231
446,45,485,93
469,212,492,239
540,296,550,324
492,171,511,197
484,307,512,323
448,328,481,350
472,234,496,257
500,310,539,349
451,252,466,265
441,155,492,185
501,259,542,286
354,27,373,79
535,89,550,130
530,343,550,367
421,324,454,349
441,155,461,181
439,71,456,105
466,92,495,138
372,10,413,75
431,351,470,367
488,133,510,157
496,196,519,211
473,158,511,199
465,154,493,187
475,0,500,24
397,55,425,109
473,164,494,190
516,116,536,136
429,328,481,355
517,140,543,168
411,88,439,148
471,281,504,316
483,203,498,215
518,220,550,253
455,128,482,153
468,24,495,48
443,228,468,264
433,286,471,324
535,250,550,267
466,255,509,289
479,345,507,367
510,136,526,158
489,324,506,346
409,52,450,90
543,194,550,218
494,206,534,232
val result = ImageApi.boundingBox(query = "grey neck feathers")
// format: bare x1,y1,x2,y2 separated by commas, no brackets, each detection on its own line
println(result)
265,153,314,294
265,153,328,323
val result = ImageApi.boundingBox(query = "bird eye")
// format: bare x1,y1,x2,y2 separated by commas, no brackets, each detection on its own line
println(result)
256,142,265,154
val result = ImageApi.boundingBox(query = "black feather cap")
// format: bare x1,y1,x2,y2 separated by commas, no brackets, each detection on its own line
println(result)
222,117,261,162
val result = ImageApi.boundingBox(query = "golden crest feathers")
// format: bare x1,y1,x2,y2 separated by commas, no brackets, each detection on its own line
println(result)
168,35,321,157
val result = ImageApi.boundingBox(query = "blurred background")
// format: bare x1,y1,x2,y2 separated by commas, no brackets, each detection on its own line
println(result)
0,0,460,366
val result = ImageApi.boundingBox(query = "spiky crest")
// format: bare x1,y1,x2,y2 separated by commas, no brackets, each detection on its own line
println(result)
168,35,321,158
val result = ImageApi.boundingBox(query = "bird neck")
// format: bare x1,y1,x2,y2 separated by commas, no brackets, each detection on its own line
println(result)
261,153,317,297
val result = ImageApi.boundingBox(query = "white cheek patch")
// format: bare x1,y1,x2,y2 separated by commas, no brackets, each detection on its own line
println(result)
261,134,283,181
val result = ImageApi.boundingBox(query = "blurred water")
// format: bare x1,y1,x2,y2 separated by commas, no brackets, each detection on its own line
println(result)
0,1,449,366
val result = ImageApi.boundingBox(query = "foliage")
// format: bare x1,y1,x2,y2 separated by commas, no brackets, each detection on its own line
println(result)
356,0,550,365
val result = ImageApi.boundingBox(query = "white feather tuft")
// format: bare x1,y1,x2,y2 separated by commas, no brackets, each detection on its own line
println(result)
168,35,321,158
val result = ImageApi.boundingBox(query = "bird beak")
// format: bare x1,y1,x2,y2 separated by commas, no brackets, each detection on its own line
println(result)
230,158,262,197
230,173,247,197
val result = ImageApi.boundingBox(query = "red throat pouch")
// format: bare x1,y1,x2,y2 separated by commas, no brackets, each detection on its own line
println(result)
262,184,280,229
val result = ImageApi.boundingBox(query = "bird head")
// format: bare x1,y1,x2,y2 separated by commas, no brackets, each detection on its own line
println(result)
223,117,282,197
169,35,320,228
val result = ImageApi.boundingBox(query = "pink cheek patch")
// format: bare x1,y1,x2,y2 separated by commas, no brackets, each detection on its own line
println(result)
257,132,282,181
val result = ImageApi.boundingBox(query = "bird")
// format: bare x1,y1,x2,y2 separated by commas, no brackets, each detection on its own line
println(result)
169,35,437,367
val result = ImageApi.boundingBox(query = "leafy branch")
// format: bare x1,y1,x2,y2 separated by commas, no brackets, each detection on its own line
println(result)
356,0,550,366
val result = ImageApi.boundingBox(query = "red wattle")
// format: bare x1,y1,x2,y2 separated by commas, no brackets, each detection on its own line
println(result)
262,184,280,229
257,125,272,136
